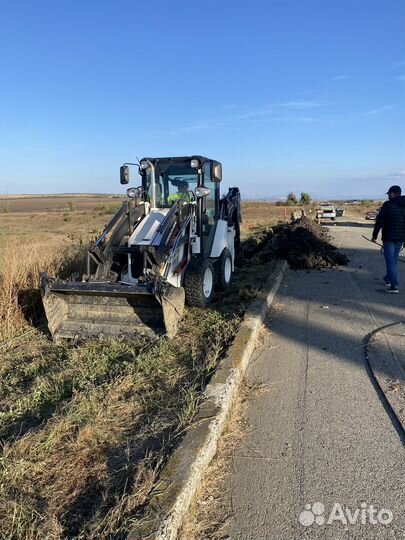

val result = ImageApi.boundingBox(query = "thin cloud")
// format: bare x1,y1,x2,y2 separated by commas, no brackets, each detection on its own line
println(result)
151,99,325,136
388,169,405,177
180,122,220,133
236,108,275,120
151,120,224,138
332,75,348,81
365,105,394,115
278,100,323,109
245,115,320,124
292,116,320,122
237,100,324,119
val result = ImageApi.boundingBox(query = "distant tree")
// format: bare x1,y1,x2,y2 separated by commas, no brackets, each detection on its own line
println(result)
299,192,312,205
286,192,298,206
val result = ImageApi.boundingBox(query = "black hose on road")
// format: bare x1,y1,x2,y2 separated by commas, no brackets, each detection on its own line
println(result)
363,321,405,444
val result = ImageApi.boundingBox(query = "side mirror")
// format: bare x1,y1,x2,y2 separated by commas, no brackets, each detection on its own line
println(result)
195,187,211,198
120,165,130,184
213,162,222,183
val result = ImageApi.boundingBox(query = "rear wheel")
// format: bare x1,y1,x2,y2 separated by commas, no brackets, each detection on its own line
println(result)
218,248,233,290
184,258,215,307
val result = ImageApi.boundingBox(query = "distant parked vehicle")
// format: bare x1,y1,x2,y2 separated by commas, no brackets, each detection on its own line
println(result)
336,207,345,217
316,203,336,221
365,211,378,221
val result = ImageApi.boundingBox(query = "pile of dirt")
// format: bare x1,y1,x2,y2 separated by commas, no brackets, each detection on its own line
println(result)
244,217,348,269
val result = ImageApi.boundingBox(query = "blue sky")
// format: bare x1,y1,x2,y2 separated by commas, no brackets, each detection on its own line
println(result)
0,0,404,199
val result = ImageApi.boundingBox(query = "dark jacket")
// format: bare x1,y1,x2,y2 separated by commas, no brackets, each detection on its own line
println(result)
373,195,405,242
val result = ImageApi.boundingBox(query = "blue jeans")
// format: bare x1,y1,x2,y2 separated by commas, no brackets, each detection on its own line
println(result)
383,241,402,289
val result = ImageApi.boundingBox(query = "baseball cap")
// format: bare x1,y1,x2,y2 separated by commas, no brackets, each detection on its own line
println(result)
386,185,402,195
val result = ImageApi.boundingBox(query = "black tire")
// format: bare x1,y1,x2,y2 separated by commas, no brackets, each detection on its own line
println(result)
217,248,233,291
184,258,215,308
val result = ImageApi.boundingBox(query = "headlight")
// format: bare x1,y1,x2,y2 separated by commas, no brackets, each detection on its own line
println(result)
190,159,200,169
127,187,140,199
195,187,211,198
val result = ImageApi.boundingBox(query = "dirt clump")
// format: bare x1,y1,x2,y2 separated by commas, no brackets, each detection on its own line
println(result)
244,217,348,269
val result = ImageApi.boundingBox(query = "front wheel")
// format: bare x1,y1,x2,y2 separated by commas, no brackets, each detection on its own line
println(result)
184,258,215,308
217,248,233,291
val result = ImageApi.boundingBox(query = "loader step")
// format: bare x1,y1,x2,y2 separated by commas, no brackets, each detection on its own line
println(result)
49,282,153,297
111,246,141,254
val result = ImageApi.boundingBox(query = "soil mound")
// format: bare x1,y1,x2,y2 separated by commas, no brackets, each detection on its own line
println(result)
244,217,348,269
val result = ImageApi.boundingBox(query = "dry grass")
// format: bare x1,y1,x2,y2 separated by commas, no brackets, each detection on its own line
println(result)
0,196,283,539
0,195,122,214
0,238,87,345
179,382,259,540
0,310,239,540
241,201,312,230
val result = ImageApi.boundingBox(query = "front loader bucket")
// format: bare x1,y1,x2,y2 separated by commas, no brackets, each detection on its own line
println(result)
40,275,185,341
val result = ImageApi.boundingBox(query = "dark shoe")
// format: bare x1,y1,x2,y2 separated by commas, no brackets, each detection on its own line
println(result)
387,287,399,294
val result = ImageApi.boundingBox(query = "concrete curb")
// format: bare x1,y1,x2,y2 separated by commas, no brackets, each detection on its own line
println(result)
129,260,288,540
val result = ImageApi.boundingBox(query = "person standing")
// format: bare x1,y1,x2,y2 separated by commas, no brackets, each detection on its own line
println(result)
372,185,405,293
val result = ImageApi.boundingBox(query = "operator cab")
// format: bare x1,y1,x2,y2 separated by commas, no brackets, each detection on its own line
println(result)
137,156,221,210
144,162,197,207
120,156,221,207
120,156,223,258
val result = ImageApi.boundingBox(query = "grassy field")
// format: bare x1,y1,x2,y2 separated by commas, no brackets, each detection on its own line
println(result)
0,196,296,539
0,196,122,247
0,195,367,538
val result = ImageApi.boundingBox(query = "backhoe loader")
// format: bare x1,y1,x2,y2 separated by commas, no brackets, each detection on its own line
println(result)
41,156,241,340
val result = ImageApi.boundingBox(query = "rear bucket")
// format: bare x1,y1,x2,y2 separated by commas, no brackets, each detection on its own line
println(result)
40,275,185,341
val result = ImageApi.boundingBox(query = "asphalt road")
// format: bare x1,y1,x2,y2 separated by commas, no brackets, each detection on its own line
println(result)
220,225,405,540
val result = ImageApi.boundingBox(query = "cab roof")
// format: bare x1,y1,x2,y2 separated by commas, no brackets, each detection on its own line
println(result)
141,156,220,166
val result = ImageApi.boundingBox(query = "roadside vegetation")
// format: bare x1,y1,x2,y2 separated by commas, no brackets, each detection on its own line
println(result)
274,191,313,206
0,309,240,540
0,198,282,540
0,239,87,345
0,197,348,539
